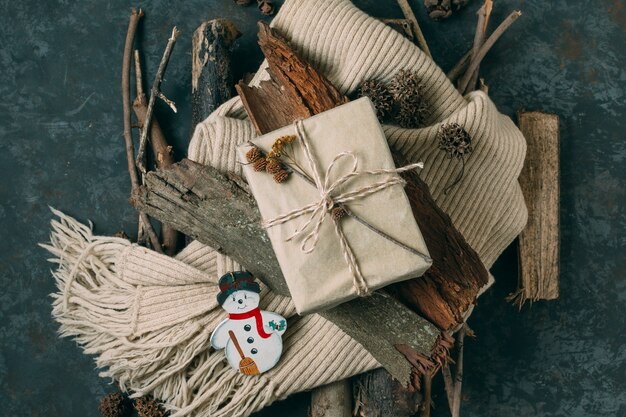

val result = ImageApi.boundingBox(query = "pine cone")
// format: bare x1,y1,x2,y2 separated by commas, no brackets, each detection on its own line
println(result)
246,146,264,163
424,0,470,20
257,0,275,15
253,157,268,172
331,207,347,221
99,392,129,417
359,79,394,121
266,158,283,174
389,70,428,128
437,123,473,159
135,397,167,417
273,170,289,183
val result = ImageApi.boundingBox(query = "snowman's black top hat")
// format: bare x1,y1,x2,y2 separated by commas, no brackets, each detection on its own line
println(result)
216,271,261,305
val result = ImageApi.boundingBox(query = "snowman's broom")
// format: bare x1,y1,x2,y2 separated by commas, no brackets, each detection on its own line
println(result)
228,330,260,375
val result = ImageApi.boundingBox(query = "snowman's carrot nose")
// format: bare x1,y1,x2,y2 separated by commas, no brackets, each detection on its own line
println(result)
228,330,260,376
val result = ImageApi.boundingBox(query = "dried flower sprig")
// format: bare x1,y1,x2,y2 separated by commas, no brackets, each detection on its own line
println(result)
245,135,302,184
437,122,473,193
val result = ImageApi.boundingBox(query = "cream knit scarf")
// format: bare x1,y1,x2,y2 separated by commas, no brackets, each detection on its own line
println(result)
44,1,527,416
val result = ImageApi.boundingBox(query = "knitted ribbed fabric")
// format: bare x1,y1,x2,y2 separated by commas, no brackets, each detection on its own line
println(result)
45,1,526,416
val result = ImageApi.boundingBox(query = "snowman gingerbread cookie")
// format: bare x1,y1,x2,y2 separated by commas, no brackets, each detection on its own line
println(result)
210,271,287,375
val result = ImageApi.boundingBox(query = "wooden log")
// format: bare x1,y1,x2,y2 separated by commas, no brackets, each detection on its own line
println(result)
509,111,560,306
311,381,352,417
354,369,421,417
191,19,240,131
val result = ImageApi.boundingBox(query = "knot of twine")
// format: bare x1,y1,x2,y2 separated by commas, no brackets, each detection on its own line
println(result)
262,119,424,297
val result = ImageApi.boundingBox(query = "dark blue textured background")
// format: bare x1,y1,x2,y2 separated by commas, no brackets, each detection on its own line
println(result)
1,1,624,416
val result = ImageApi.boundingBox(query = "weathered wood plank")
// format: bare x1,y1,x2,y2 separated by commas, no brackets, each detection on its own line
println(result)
511,111,560,305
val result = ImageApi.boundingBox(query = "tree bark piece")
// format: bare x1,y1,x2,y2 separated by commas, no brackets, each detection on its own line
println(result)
132,158,441,386
311,381,352,417
387,159,489,331
235,22,348,135
191,19,240,131
509,111,560,306
354,369,421,417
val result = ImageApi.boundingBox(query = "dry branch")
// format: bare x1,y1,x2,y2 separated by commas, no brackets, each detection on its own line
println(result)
451,325,467,417
121,8,162,253
464,1,489,94
136,27,180,174
457,10,521,93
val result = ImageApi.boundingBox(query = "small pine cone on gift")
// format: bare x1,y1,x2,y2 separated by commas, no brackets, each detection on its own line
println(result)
424,0,470,20
359,79,394,121
253,158,268,172
99,392,130,417
389,70,428,128
437,122,473,159
266,158,283,175
246,146,264,163
273,170,290,183
258,0,275,15
134,397,167,417
331,207,347,221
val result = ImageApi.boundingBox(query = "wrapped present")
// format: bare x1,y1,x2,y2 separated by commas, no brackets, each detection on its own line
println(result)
237,97,432,314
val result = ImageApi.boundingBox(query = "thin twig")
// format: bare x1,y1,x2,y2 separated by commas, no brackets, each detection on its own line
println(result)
479,78,489,94
121,8,163,253
447,49,472,82
396,0,432,58
122,9,142,190
457,10,522,93
419,371,433,417
134,49,149,246
451,325,467,417
136,26,180,173
464,2,488,94
134,49,144,97
442,363,455,411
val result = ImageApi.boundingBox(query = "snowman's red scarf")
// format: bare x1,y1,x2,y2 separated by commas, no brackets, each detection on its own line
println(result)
228,308,272,338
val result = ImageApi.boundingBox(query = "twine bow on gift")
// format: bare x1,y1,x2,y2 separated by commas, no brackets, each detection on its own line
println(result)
262,120,430,297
